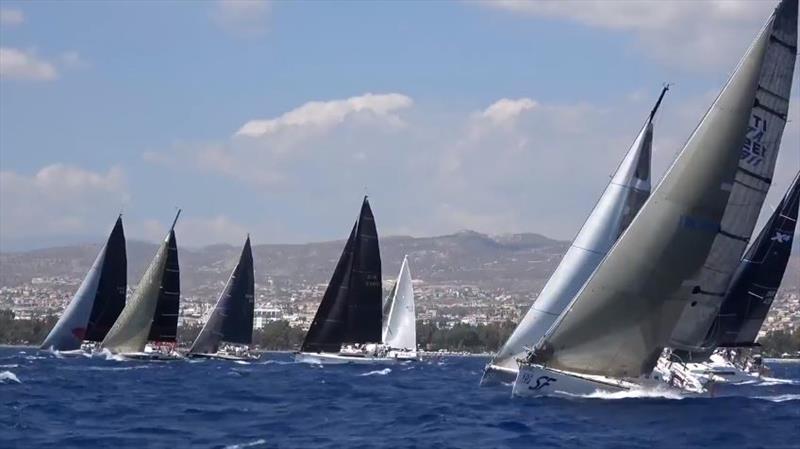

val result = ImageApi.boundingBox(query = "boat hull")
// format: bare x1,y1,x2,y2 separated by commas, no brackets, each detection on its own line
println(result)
117,352,183,361
512,364,630,397
186,353,258,362
480,363,518,386
295,351,417,365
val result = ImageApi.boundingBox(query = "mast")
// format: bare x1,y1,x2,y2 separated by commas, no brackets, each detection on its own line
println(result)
190,236,255,354
531,6,773,378
40,216,127,350
483,87,664,374
711,171,799,347
669,0,797,354
101,211,181,353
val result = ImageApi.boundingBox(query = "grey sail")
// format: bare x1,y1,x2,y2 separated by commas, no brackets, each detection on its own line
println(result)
101,211,181,353
483,88,665,377
189,236,255,354
531,10,772,378
41,216,127,350
669,0,798,353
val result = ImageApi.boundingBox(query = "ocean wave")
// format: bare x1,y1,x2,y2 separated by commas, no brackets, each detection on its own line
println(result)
577,388,686,400
756,376,800,386
0,364,18,369
754,394,800,402
1,370,21,384
96,349,129,362
359,368,392,377
234,360,251,365
260,360,296,365
224,438,267,449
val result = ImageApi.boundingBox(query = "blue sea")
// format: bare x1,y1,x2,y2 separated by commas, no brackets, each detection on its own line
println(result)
1,347,799,449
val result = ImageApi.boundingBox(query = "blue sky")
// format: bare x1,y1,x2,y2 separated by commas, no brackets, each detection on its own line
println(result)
1,0,798,249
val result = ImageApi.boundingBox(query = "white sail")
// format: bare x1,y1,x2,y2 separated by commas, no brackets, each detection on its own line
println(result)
531,11,773,378
40,244,107,350
382,256,416,351
483,89,663,377
669,0,797,352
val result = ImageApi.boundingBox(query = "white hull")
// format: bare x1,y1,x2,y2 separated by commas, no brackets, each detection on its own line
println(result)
117,351,184,361
655,353,760,387
295,351,417,365
480,363,518,386
186,352,258,362
512,363,700,398
52,349,92,358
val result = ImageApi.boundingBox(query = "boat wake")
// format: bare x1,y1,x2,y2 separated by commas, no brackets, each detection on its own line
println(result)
260,360,296,366
754,394,800,403
755,376,800,386
96,348,128,362
568,388,686,401
233,360,250,365
0,364,18,369
359,368,392,377
0,370,21,384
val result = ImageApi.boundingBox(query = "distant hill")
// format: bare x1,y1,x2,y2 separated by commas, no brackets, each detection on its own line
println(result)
0,231,570,295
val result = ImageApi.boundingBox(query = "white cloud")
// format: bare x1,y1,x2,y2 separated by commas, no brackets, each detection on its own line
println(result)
480,98,537,125
0,8,24,26
483,0,775,71
132,215,248,247
212,0,271,37
0,165,129,248
0,47,58,81
236,93,414,138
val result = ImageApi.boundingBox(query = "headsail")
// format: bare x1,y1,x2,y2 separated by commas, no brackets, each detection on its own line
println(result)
382,256,416,351
484,87,665,373
531,9,773,378
41,216,127,350
301,197,382,352
101,211,181,353
669,0,797,352
711,171,799,347
190,236,255,354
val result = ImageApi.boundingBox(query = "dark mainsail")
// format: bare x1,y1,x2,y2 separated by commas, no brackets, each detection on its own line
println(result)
301,197,382,352
190,237,255,354
710,171,799,347
84,216,128,342
147,229,180,342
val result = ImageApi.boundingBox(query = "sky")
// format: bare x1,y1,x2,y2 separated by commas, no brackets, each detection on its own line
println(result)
1,0,798,250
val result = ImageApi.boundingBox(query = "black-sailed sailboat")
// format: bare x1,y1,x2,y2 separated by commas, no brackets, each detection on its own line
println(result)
41,215,127,354
188,236,256,361
295,196,387,364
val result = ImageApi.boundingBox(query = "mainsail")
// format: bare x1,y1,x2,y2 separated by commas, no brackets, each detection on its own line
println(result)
41,216,127,350
301,197,382,353
711,171,799,347
101,211,181,353
484,87,665,374
531,8,773,378
382,256,416,350
669,0,797,352
189,236,255,354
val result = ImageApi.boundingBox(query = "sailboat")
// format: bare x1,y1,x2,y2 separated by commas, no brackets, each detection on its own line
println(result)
41,216,127,355
380,255,418,361
187,236,256,361
667,0,797,360
657,171,799,386
100,210,182,360
480,86,667,385
512,0,795,398
295,196,388,364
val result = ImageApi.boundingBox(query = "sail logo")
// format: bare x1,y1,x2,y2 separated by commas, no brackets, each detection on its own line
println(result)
741,114,768,168
528,375,557,391
771,232,791,244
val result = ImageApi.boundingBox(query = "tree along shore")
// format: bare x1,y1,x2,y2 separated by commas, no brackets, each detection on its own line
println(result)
3,309,798,356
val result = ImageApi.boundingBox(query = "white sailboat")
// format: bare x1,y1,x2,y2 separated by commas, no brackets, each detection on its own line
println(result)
481,86,666,385
512,0,790,398
379,255,418,361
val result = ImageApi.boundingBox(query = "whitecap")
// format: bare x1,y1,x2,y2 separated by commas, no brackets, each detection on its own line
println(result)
0,364,18,369
754,394,800,402
577,387,686,400
224,438,267,449
359,368,392,377
234,360,251,365
96,348,128,362
756,376,800,386
0,371,21,384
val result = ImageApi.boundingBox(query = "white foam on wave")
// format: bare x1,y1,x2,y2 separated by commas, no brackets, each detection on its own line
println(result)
754,394,800,402
224,438,267,449
96,348,128,362
0,371,21,384
83,365,151,372
576,387,686,401
260,360,295,365
756,376,800,386
0,364,18,369
234,360,250,365
359,368,392,377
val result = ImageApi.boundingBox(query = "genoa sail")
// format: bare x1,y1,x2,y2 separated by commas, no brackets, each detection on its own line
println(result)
484,87,665,375
41,216,127,350
301,197,383,353
711,171,799,347
101,211,181,353
669,0,797,352
531,9,773,378
382,256,416,351
190,236,255,354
